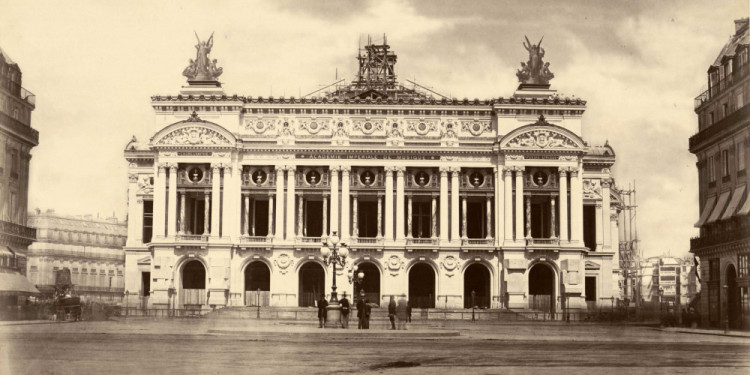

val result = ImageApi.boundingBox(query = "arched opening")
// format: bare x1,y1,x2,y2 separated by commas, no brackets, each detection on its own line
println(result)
181,260,206,308
409,263,435,308
355,262,381,307
464,263,490,308
528,263,555,315
298,262,325,307
726,264,741,329
244,261,270,307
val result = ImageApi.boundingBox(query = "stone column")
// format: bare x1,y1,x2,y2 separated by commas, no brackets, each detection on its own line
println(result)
352,194,359,238
450,168,460,242
275,166,285,241
203,192,210,235
550,198,556,238
495,166,503,244
153,163,167,239
406,194,413,238
595,202,603,250
268,193,275,238
297,194,304,237
330,167,340,234
322,194,328,236
514,167,524,241
611,213,620,265
167,164,178,237
211,163,222,237
439,167,449,242
503,168,513,243
243,194,249,236
558,169,569,242
525,196,531,239
570,168,583,243
341,167,351,240
377,194,383,239
251,198,256,236
221,165,236,239
286,166,296,240
126,174,139,245
602,179,611,250
179,192,186,234
486,195,492,239
385,168,394,241
461,196,467,239
431,194,438,239
396,167,406,241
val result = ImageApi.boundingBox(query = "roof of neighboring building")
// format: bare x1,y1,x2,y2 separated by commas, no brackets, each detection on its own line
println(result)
28,210,126,235
711,18,749,68
0,46,17,66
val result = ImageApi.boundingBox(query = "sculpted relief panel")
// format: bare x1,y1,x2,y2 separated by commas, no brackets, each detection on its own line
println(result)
506,129,577,149
157,127,231,146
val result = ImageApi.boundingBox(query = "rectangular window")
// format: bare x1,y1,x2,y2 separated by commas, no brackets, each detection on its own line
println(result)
142,200,153,243
722,149,730,177
738,92,745,110
583,205,597,251
738,142,746,172
709,111,714,125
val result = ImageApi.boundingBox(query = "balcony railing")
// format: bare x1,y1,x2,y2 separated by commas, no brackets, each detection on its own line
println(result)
695,63,750,109
461,238,494,246
300,236,323,243
353,237,384,245
0,110,39,144
690,217,750,250
176,234,207,241
406,238,439,246
689,104,750,150
20,87,35,106
240,236,272,244
0,220,36,241
525,238,560,246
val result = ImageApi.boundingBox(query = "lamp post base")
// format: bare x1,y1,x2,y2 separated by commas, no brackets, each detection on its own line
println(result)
325,303,342,328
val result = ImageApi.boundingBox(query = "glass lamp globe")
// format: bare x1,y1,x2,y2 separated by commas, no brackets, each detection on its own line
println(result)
353,265,358,272
320,246,331,257
339,246,349,258
358,271,364,280
329,234,340,246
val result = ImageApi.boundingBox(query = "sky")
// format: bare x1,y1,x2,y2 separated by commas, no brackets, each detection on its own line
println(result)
0,0,747,258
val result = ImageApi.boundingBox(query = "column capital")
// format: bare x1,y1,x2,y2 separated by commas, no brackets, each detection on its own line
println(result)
128,173,138,183
601,179,612,188
211,162,224,171
284,165,296,172
558,167,568,177
168,163,179,172
596,202,603,208
503,167,513,177
329,165,342,172
610,212,619,221
449,166,461,173
513,166,525,174
439,166,451,174
569,167,579,177
396,167,406,178
268,192,275,198
340,166,351,174
157,162,169,170
274,165,285,172
384,168,394,177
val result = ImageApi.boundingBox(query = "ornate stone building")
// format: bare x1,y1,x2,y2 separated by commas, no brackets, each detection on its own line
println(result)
124,36,624,314
691,18,750,329
0,46,38,303
26,210,127,301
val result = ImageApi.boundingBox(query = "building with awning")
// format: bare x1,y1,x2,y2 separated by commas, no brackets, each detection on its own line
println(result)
689,18,750,330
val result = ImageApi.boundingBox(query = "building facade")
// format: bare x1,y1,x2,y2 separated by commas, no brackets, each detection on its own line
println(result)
0,46,38,303
124,36,625,313
26,210,127,302
637,256,698,307
691,18,750,329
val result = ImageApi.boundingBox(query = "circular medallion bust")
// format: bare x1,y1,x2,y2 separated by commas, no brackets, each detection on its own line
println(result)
360,170,375,186
252,170,267,185
306,170,321,185
188,167,204,183
470,172,484,187
415,171,430,186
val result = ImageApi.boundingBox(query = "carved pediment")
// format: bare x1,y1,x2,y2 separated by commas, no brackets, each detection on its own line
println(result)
137,256,151,266
156,126,231,146
501,115,584,151
585,260,600,270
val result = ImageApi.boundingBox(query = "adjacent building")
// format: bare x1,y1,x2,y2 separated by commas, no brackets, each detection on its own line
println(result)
26,210,127,302
124,35,626,314
637,256,699,307
0,46,39,304
690,18,750,329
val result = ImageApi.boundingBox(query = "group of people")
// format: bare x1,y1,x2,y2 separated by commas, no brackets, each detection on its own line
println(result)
317,292,412,329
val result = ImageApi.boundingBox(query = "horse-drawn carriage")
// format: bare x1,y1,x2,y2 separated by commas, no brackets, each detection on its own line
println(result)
53,268,82,322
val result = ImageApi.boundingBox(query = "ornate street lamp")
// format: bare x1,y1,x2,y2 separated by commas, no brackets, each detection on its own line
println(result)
351,265,365,305
320,231,348,303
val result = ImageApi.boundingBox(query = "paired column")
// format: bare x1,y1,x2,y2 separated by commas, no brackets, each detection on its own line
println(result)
558,168,569,242
221,165,240,239
211,163,222,237
550,198,556,238
203,192,210,235
514,167,524,241
525,197,531,239
341,167,351,240
384,168,394,241
570,168,583,243
167,164,178,237
439,167,449,242
503,168,513,243
322,194,328,236
461,196,467,239
286,166,296,240
406,195,413,238
602,179,612,250
274,166,285,240
595,202,603,250
297,194,304,237
267,192,275,238
126,174,139,245
330,167,340,234
486,195,492,239
450,167,460,242
431,194,438,239
377,194,383,238
395,167,406,241
179,193,186,234
495,167,504,244
243,194,250,236
352,194,358,238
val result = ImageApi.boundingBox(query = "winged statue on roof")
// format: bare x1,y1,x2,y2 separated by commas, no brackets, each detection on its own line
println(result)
516,35,554,85
183,32,222,81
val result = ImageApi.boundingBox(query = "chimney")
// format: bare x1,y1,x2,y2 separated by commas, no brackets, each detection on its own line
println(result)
736,18,749,34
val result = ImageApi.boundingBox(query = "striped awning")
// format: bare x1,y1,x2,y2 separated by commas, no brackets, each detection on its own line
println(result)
707,190,730,224
0,271,40,296
722,185,746,220
695,195,716,227
739,186,750,216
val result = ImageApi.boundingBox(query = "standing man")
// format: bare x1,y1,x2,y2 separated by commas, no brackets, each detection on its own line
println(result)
397,294,408,330
357,293,365,329
363,298,372,329
317,293,328,328
388,296,397,330
340,292,351,329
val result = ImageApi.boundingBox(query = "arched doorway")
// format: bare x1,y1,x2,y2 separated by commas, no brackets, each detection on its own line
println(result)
245,261,270,307
355,262,381,307
727,264,741,329
464,263,490,308
299,262,325,307
528,263,555,315
181,260,206,308
409,263,435,308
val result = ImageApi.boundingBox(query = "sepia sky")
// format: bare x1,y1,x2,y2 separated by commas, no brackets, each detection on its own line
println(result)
0,0,747,258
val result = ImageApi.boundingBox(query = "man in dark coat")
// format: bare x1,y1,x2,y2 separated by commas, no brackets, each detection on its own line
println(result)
363,298,371,329
357,296,365,329
317,294,328,328
388,296,397,330
340,292,351,329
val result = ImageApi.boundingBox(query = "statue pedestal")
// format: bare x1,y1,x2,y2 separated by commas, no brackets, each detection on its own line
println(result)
514,85,556,99
325,303,342,328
